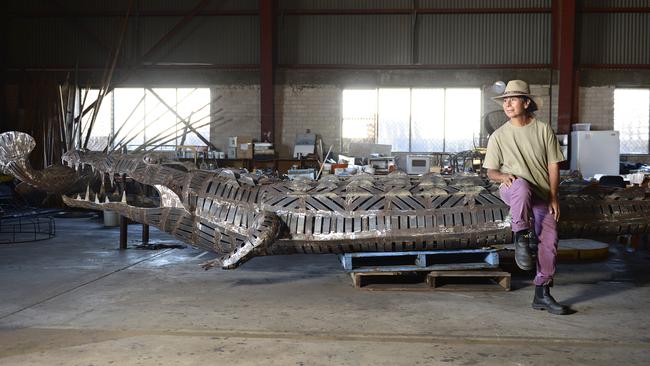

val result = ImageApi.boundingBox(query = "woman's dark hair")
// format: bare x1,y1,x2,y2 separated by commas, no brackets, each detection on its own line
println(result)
520,96,538,113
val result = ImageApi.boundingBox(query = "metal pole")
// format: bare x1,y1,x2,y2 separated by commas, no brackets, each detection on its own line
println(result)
119,215,128,250
146,88,217,149
142,224,149,245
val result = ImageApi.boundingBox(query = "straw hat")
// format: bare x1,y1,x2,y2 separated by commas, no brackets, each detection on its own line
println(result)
491,80,542,110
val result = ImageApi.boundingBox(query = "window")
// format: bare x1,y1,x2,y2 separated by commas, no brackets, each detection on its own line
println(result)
341,88,481,152
614,89,650,154
84,88,212,151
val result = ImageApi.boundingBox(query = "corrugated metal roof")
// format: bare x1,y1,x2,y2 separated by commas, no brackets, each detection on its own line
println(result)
278,15,412,65
417,13,550,64
579,13,650,64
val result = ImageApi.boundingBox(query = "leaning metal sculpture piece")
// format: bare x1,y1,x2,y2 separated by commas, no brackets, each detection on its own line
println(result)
2,131,649,269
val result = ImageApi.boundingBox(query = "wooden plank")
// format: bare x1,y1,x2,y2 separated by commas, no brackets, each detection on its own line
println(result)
426,270,511,291
350,272,429,291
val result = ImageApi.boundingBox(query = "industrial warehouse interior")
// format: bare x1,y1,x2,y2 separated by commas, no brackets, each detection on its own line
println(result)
1,1,650,365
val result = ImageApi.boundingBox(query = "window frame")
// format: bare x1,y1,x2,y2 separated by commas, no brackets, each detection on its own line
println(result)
614,87,650,155
83,87,212,152
341,87,482,153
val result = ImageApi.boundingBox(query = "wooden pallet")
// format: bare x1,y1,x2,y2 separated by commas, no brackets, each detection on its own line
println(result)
426,269,510,291
350,269,510,291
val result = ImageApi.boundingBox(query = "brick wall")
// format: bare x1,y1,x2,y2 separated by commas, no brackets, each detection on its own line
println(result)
579,86,615,130
210,85,261,154
211,84,341,158
275,85,341,158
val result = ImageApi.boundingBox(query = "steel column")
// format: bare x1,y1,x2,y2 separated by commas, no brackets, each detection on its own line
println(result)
260,0,275,143
556,0,577,134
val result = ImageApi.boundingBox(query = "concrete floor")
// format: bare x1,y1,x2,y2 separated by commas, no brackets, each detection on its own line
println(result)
1,216,650,365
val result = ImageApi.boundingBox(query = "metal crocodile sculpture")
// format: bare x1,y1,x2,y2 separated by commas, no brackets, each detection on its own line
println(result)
2,131,649,269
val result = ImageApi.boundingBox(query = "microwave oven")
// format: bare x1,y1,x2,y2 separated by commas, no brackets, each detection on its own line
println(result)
406,155,431,175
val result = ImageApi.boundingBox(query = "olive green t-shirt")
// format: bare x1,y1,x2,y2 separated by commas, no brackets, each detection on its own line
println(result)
482,118,565,201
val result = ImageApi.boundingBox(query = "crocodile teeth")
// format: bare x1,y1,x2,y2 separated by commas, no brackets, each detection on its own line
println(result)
121,190,127,203
105,196,110,204
85,185,90,201
94,194,100,204
76,194,82,200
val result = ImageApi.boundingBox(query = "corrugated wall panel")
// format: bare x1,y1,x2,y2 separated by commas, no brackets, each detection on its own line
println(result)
279,0,550,10
139,0,258,11
279,15,412,65
418,0,550,8
580,13,650,64
9,0,258,12
581,0,650,8
418,13,551,64
138,16,259,64
7,17,121,67
280,0,412,10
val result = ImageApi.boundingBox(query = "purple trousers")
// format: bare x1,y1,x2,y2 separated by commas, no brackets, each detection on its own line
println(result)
499,178,557,286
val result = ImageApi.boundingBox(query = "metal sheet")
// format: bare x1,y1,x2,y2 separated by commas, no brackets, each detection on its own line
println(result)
418,13,550,64
278,15,412,64
138,16,259,65
579,13,650,64
582,0,650,7
279,0,550,10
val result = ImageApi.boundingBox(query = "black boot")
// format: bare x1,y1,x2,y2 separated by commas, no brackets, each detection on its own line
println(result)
532,285,570,315
514,230,534,270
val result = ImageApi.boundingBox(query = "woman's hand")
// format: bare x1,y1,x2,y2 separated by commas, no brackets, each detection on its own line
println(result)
549,197,560,222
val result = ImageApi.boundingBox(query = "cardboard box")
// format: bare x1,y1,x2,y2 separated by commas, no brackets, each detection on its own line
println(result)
228,136,252,148
237,142,253,159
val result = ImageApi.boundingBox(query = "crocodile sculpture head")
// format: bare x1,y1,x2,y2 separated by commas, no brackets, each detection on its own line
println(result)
1,132,517,269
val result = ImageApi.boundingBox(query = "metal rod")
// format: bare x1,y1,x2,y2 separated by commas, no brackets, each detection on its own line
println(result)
106,93,145,150
146,88,216,149
128,101,219,151
139,119,217,151
84,0,133,149
110,88,200,151
137,106,223,149
140,113,224,151
317,145,333,179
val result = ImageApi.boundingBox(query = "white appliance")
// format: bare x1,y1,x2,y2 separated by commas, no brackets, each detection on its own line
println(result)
570,131,620,179
406,155,431,175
